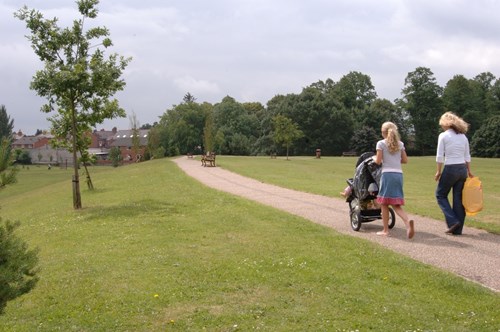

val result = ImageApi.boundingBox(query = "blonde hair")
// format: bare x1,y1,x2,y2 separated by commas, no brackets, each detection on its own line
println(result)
381,122,401,153
439,112,469,134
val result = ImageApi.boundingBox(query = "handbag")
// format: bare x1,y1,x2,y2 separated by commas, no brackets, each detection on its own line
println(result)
462,177,483,216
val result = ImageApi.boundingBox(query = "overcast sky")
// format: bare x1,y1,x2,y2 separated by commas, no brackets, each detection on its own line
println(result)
2,0,500,135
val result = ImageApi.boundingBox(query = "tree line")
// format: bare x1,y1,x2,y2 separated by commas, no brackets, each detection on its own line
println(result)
149,67,500,159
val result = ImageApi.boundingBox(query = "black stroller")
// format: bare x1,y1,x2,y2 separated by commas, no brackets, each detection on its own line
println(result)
345,152,396,231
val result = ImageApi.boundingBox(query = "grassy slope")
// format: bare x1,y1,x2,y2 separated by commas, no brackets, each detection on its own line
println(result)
0,159,498,331
216,156,500,234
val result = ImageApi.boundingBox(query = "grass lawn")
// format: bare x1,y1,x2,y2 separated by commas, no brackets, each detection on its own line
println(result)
0,159,498,331
216,155,500,234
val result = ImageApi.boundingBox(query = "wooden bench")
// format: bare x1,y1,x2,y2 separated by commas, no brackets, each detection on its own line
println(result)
342,151,357,157
201,152,216,167
187,152,193,158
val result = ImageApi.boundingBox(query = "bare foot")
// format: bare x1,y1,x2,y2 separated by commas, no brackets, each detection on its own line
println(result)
407,220,415,239
376,231,390,237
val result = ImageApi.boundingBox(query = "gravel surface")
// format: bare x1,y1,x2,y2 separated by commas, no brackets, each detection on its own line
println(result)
174,157,500,292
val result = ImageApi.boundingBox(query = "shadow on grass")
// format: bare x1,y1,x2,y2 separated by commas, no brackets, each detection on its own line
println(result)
79,199,186,222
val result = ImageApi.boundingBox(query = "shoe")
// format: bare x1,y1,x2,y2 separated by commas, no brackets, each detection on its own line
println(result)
445,223,460,234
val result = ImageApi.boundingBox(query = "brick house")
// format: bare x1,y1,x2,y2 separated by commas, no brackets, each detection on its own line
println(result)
110,129,149,162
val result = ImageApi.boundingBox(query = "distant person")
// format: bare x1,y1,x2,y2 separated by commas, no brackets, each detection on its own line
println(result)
373,122,415,238
435,112,474,235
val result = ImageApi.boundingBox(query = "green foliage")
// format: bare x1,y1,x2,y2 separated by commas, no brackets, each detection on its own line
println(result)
0,218,39,315
401,67,443,155
272,115,304,159
471,116,500,157
350,126,378,154
108,146,122,167
15,0,131,208
13,149,31,165
0,139,18,189
0,105,14,140
213,96,259,155
157,99,208,156
145,69,500,158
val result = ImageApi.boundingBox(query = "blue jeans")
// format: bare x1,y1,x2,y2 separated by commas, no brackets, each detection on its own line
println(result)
435,164,467,234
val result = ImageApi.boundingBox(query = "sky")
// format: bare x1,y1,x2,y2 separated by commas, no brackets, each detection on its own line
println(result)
2,0,500,135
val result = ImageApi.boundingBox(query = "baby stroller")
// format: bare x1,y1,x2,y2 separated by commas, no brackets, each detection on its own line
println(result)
345,152,396,231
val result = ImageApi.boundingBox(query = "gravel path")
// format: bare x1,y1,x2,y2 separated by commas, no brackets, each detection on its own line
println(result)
174,157,499,292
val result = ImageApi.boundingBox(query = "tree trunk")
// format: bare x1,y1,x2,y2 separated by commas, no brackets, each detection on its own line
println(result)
71,103,82,209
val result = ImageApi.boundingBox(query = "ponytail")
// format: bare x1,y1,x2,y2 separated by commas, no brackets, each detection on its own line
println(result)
382,122,401,153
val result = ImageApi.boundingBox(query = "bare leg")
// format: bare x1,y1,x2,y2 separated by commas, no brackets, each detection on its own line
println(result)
392,205,415,239
377,204,390,236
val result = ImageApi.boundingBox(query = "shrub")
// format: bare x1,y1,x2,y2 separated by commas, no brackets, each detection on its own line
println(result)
0,218,39,315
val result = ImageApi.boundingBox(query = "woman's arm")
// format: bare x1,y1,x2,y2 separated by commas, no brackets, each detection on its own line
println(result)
401,149,408,164
435,162,443,181
374,149,383,165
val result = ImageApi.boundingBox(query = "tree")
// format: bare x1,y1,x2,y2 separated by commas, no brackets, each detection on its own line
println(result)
0,139,17,189
129,111,140,160
15,0,131,209
0,105,14,140
333,71,377,111
442,75,483,137
470,116,500,157
213,96,259,155
0,219,39,315
0,138,38,315
109,146,122,167
401,67,443,155
350,126,379,154
272,115,304,160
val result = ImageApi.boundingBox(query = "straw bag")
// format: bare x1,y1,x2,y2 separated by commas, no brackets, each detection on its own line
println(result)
462,177,483,216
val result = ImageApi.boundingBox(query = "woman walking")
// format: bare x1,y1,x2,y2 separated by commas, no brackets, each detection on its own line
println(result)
435,112,473,235
374,122,415,238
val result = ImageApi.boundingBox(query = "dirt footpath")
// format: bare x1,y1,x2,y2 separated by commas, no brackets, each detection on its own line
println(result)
173,157,500,292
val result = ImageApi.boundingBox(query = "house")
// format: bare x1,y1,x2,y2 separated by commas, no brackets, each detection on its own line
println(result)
110,129,149,162
11,135,50,149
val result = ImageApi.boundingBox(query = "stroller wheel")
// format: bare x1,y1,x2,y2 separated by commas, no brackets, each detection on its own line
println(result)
350,208,362,231
388,207,396,229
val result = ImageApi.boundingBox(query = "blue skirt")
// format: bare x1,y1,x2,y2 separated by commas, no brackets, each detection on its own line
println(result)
376,172,405,205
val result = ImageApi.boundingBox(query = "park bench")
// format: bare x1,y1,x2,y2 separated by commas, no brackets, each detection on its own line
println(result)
342,151,357,157
187,152,193,158
201,152,216,167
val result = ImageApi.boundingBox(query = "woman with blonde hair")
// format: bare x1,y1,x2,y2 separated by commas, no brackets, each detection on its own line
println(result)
435,112,473,235
373,122,415,238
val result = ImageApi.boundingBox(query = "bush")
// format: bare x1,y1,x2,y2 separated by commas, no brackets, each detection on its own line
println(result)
0,218,39,315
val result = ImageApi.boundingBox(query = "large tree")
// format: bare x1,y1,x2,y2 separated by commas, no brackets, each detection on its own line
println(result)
401,67,443,155
470,115,500,157
15,0,131,209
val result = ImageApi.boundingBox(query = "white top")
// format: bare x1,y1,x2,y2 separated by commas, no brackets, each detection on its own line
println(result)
436,129,471,165
376,139,405,173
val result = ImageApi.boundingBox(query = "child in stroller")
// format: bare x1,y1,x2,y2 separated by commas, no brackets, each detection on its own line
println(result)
343,152,396,231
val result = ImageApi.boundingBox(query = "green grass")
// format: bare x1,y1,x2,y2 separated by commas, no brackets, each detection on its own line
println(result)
0,159,498,331
216,155,500,234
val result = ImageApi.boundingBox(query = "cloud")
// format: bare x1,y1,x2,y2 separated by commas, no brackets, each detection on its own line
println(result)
173,76,221,95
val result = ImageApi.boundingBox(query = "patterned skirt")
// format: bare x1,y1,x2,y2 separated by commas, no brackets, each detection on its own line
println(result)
376,172,405,206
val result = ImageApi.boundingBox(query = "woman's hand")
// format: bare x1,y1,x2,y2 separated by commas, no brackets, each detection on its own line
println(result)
434,171,441,181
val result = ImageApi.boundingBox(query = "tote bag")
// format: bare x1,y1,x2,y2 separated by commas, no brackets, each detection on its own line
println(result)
462,177,483,216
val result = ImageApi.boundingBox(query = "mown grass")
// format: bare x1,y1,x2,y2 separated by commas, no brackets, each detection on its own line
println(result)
216,155,500,234
0,159,498,331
